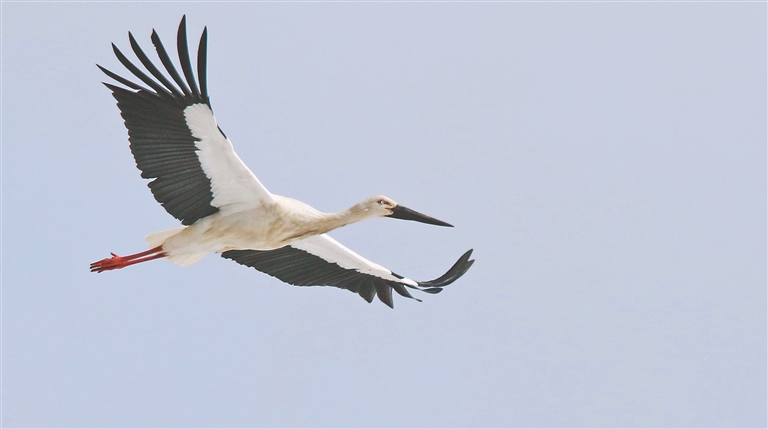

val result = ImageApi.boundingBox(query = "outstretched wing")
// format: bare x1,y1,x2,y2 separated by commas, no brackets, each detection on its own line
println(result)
98,15,273,226
222,234,474,308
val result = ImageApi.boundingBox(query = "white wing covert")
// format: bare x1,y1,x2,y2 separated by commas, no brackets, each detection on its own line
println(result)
185,104,273,215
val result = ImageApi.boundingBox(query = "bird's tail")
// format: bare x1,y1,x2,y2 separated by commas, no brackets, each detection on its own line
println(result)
146,226,207,266
145,226,185,248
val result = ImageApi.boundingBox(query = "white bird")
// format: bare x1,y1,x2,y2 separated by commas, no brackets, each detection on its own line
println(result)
91,16,474,308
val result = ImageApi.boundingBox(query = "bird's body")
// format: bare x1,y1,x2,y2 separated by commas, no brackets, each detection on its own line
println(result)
91,16,474,307
155,195,399,265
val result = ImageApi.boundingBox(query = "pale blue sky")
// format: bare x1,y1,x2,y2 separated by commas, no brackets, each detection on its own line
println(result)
2,2,766,427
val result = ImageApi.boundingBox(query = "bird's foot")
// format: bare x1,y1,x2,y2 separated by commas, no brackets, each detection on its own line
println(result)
90,246,166,273
90,253,130,272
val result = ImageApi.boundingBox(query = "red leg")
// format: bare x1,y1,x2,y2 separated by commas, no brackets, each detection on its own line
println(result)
90,246,166,273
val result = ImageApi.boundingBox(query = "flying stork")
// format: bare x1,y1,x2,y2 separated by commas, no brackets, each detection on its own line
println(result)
90,16,474,308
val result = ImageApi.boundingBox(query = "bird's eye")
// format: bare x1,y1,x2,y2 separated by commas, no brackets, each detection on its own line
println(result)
378,200,387,206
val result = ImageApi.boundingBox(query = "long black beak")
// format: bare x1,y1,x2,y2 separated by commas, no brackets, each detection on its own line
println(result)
387,205,453,227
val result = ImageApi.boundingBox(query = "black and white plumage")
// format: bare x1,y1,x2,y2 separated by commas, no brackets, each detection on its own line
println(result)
91,16,474,308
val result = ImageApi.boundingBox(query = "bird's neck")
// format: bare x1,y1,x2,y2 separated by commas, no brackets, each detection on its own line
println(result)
321,203,376,232
275,200,376,244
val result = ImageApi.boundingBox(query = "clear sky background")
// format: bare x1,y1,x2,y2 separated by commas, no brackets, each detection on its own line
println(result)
2,2,766,427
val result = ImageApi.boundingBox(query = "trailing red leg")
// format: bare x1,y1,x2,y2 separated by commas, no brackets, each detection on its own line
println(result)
90,246,166,273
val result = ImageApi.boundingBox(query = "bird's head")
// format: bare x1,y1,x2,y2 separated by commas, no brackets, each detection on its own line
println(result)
364,195,453,227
